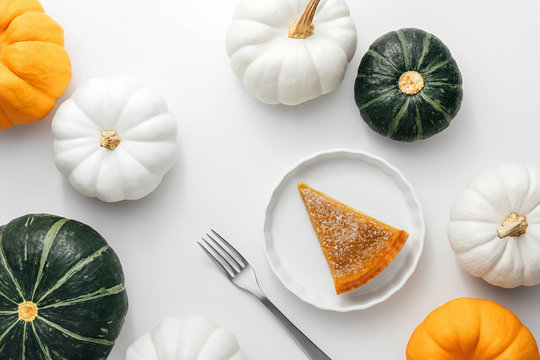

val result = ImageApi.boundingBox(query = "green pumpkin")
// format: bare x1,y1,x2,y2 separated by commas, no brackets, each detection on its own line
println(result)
0,214,128,359
354,28,463,142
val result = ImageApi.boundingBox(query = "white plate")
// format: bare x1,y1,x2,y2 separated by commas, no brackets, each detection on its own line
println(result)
263,149,425,311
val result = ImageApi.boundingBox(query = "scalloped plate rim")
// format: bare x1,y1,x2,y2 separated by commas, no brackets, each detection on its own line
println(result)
263,148,425,312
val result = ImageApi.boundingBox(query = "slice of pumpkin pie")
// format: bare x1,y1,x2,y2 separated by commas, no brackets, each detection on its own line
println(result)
298,182,409,295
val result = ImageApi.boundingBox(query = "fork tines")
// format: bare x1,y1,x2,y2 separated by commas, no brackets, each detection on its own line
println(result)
198,230,246,278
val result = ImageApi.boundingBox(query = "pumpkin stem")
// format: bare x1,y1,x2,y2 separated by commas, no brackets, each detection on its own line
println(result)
288,0,320,39
100,130,121,150
18,301,38,322
498,212,528,238
399,71,424,95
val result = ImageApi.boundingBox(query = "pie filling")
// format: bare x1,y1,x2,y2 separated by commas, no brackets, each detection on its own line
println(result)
298,182,409,294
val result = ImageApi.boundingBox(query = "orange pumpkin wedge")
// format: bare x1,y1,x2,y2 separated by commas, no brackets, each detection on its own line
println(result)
407,298,540,360
0,0,71,130
297,182,409,294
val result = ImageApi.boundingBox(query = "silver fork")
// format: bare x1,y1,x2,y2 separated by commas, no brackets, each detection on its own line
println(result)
198,230,332,360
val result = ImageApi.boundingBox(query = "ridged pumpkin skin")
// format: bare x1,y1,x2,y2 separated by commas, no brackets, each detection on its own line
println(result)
52,77,178,203
448,164,540,288
0,214,128,359
226,0,357,105
406,298,540,360
125,317,248,360
0,0,72,130
354,28,463,142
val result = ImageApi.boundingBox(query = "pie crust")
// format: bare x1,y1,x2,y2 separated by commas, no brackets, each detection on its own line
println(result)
298,182,409,295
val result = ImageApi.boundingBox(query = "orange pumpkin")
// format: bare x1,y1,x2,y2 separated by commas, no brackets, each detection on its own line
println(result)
407,298,540,360
0,0,71,130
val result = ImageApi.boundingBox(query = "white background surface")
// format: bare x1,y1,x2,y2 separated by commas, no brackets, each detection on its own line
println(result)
1,0,540,359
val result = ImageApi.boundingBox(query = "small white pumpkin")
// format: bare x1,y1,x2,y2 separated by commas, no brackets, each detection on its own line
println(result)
125,317,248,360
52,77,177,202
226,0,357,105
448,164,540,288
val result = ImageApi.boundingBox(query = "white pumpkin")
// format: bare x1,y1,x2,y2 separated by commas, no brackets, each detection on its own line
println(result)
52,77,177,202
125,317,248,360
448,164,540,288
226,0,357,105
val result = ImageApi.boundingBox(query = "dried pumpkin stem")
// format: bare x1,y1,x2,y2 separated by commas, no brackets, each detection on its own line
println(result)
288,0,320,39
18,301,38,322
399,71,424,95
100,129,121,150
497,212,528,238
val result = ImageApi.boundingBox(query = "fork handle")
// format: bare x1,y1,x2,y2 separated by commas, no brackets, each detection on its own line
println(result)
259,296,332,360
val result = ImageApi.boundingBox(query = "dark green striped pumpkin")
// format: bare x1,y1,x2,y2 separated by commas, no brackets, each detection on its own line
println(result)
0,214,128,359
354,28,463,142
